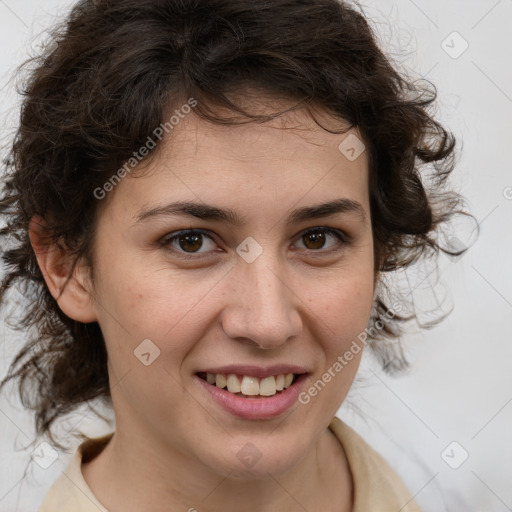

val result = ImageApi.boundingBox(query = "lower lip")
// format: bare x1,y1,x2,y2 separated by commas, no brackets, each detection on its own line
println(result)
194,374,308,420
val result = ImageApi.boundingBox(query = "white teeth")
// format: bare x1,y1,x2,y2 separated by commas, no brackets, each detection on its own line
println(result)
215,374,227,389
204,372,297,397
259,376,277,396
240,376,260,396
226,374,241,393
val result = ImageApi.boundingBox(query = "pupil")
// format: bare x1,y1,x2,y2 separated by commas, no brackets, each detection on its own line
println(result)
305,232,325,250
180,234,202,252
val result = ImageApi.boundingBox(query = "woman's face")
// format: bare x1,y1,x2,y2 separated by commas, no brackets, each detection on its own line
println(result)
86,102,375,478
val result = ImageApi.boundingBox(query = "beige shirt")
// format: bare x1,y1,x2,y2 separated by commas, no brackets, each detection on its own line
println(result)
38,416,422,511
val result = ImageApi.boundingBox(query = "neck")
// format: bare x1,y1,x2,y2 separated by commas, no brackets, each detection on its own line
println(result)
82,420,353,512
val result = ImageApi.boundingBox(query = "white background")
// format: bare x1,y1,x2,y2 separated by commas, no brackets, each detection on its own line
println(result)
0,0,511,511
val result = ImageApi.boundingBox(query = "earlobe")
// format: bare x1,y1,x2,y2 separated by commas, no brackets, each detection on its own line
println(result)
28,215,98,324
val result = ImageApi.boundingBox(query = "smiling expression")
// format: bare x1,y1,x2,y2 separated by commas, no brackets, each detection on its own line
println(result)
85,100,376,478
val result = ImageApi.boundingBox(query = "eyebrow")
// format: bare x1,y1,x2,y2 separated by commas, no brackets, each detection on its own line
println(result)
134,198,366,226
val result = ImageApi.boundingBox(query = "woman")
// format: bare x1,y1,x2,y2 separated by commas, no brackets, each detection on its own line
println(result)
0,0,470,510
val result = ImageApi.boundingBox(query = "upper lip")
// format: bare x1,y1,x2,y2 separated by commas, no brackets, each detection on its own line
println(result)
197,364,308,379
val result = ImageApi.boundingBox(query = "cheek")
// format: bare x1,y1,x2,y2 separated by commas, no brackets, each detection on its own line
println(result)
308,271,375,399
92,254,225,367
92,265,212,426
307,261,375,335
295,271,374,418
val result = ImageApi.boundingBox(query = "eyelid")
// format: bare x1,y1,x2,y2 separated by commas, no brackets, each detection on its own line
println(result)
158,228,217,258
291,227,349,256
159,226,350,259
299,226,349,244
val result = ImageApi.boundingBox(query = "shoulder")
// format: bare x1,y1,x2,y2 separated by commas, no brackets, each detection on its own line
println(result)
329,417,423,512
37,434,113,512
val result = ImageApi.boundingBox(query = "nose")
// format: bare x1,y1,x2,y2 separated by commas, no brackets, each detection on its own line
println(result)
220,254,302,350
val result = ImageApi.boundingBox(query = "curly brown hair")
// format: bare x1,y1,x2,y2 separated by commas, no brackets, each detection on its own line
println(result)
0,0,473,448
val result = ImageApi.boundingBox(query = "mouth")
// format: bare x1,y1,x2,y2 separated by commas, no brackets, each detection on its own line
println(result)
196,372,302,399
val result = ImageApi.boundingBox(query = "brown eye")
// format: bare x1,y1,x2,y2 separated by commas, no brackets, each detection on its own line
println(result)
295,227,347,252
176,233,204,253
302,231,327,250
161,229,217,257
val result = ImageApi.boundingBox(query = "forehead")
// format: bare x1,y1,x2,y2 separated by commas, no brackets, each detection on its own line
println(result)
105,102,370,224
160,99,360,160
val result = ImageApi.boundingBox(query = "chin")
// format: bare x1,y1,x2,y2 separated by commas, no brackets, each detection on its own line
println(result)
205,442,306,480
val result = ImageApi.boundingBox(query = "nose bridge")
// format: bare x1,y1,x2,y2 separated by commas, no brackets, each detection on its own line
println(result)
221,250,301,348
245,256,287,314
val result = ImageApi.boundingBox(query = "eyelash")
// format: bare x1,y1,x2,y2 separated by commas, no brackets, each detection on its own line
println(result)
159,227,350,260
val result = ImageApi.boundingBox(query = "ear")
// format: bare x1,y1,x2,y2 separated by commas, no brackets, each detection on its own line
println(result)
28,215,98,323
